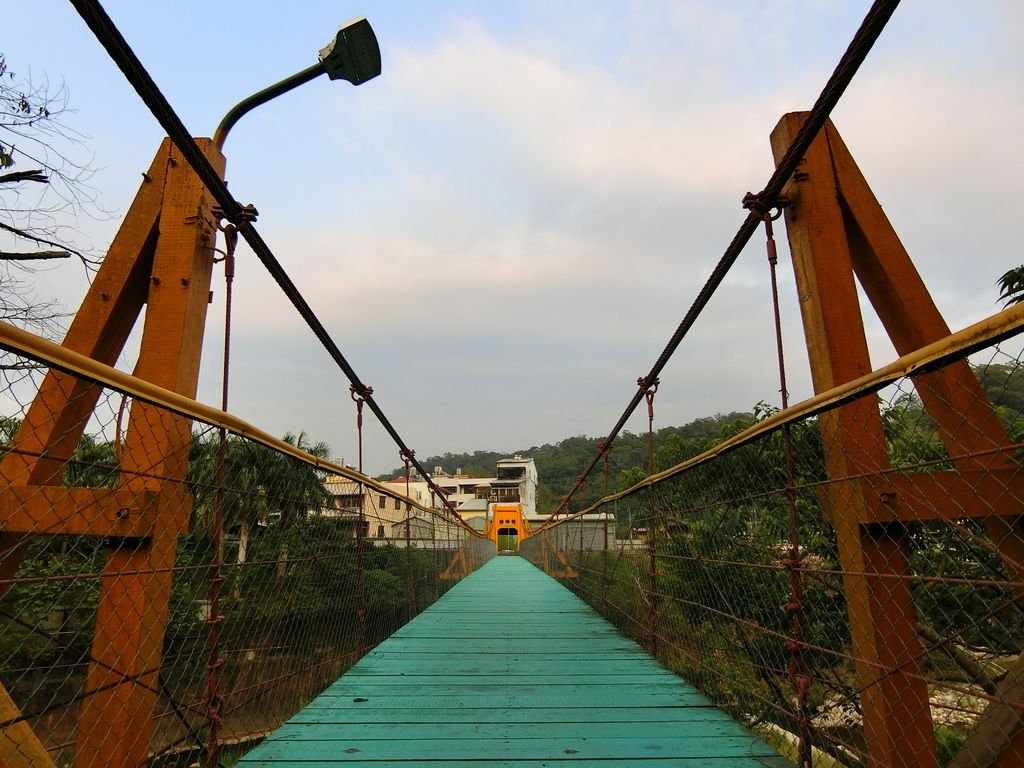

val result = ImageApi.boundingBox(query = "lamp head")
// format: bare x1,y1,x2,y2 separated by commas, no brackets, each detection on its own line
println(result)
319,17,381,85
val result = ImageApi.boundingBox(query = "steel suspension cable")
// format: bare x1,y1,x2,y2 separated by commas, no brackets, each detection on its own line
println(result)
762,210,813,767
68,0,458,518
544,0,901,524
205,225,238,768
350,385,369,649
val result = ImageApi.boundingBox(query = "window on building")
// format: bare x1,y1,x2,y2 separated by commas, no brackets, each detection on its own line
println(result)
379,495,386,508
377,524,385,538
491,487,520,503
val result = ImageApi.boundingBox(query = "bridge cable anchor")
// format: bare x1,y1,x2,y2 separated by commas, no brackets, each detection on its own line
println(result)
741,191,789,221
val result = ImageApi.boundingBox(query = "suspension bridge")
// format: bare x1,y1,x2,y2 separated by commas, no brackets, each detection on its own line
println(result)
1,1,1023,767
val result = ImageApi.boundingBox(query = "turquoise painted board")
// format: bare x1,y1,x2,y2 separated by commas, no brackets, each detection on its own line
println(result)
236,556,792,767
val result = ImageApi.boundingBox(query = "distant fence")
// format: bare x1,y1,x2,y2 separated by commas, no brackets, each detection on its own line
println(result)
523,304,1024,768
0,321,493,766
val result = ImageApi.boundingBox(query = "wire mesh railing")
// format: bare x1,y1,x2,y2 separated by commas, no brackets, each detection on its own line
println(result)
0,324,493,767
523,309,1024,768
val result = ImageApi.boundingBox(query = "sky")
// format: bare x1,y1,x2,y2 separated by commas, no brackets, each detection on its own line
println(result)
3,1,1023,476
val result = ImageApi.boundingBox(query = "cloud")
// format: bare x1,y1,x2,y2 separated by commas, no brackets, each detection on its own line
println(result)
379,21,785,201
11,2,1024,476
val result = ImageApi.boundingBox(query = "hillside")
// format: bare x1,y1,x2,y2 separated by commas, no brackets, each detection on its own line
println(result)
379,411,753,515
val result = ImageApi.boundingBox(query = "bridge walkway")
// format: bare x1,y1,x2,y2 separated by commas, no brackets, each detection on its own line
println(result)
237,556,791,767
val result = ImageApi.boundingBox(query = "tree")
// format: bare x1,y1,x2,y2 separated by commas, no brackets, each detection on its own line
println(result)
997,266,1024,307
64,433,117,488
188,433,267,559
397,412,753,517
0,53,106,338
276,431,331,528
187,429,332,564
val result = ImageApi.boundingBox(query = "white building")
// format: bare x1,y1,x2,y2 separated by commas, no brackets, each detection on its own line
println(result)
491,456,538,517
322,475,408,539
321,472,461,547
323,456,550,545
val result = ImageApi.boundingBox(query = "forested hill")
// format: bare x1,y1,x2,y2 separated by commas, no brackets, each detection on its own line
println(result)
379,411,753,515
380,360,1024,516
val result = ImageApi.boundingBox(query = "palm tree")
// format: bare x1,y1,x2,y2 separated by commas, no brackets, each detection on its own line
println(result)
997,266,1024,306
187,432,277,563
274,431,331,529
187,429,332,562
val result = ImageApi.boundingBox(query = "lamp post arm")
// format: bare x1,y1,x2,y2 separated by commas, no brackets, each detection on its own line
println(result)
213,62,326,150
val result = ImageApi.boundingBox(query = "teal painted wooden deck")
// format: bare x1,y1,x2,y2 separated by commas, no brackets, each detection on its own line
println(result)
237,556,792,767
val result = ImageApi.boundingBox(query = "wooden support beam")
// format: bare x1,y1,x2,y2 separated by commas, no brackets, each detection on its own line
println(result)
0,144,169,490
855,469,1024,524
803,118,1024,767
0,681,58,768
825,121,1024,583
0,141,193,764
0,486,191,537
0,146,170,619
771,112,939,768
440,546,469,580
72,138,224,768
947,651,1024,768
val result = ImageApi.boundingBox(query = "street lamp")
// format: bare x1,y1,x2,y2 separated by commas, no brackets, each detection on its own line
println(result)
213,16,381,149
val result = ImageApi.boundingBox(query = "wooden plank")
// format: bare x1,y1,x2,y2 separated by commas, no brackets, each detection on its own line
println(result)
345,659,668,675
251,736,781,761
370,642,650,655
289,706,743,726
302,691,710,710
239,557,788,767
338,674,673,686
242,759,794,768
271,720,756,740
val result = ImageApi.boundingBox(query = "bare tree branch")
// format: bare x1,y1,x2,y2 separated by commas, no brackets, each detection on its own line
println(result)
0,219,93,266
0,169,47,184
0,51,110,341
0,249,70,260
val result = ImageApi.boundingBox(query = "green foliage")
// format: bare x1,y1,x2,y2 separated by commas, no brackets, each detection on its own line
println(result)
405,359,1024,520
617,466,646,493
997,266,1024,306
882,391,952,469
0,415,18,444
0,536,106,679
187,430,331,538
363,567,407,610
935,726,969,765
63,433,117,488
0,419,118,487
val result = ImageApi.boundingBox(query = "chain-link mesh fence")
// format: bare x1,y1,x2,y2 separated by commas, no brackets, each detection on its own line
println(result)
523,332,1024,767
0,337,493,767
